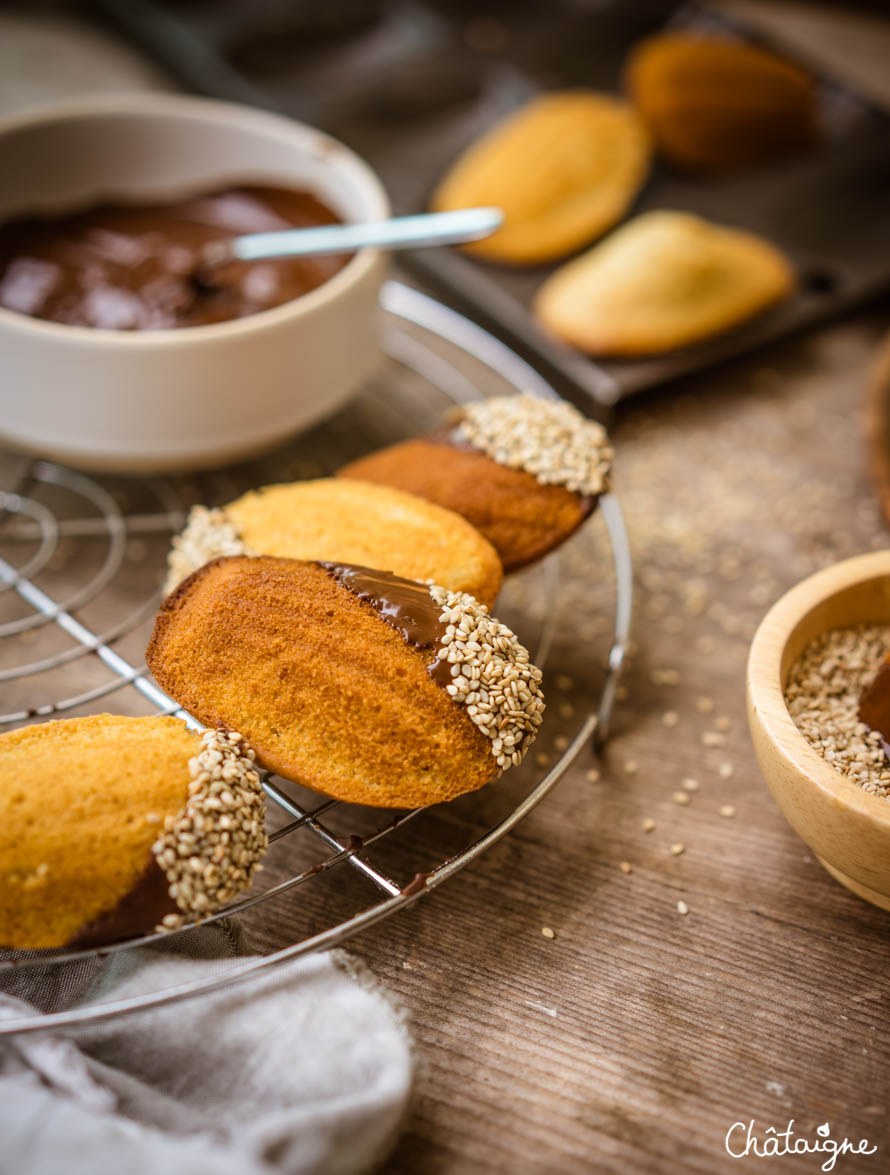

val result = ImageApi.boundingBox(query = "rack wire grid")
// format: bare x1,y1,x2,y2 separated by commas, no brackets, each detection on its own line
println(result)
0,281,632,1035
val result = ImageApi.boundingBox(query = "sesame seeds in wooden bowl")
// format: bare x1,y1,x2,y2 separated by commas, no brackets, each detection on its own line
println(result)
747,550,890,910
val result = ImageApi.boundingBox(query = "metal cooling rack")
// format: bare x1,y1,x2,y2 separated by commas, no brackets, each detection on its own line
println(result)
0,281,632,1036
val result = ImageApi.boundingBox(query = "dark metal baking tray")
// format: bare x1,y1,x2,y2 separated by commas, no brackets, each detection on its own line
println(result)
85,0,890,418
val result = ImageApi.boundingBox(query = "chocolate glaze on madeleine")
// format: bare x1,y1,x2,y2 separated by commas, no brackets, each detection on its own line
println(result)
0,716,266,950
340,395,613,573
147,556,544,808
68,858,175,949
317,562,448,654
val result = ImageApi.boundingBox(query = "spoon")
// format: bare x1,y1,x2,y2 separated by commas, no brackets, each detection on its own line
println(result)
859,652,890,756
199,206,504,271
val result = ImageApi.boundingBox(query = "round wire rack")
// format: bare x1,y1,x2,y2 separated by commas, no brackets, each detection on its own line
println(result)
0,281,632,1035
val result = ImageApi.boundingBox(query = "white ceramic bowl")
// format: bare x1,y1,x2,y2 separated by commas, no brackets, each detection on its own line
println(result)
0,93,389,473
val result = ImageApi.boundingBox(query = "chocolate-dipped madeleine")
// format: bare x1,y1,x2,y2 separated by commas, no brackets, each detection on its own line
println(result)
147,556,545,808
165,477,502,607
339,394,613,572
0,716,266,950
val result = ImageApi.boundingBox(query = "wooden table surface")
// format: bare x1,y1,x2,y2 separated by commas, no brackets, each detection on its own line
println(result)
355,307,890,1175
3,8,890,1174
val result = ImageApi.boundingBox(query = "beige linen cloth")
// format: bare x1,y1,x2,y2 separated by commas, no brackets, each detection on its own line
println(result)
0,923,414,1175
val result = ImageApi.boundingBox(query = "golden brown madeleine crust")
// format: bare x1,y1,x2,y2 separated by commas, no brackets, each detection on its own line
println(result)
165,478,502,608
0,715,196,950
432,91,651,264
340,440,592,572
0,716,266,950
534,210,794,357
340,395,613,572
625,34,816,173
147,557,540,808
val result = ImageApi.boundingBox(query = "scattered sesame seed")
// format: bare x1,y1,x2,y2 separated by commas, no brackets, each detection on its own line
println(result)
619,862,632,874
677,900,689,915
642,818,656,833
718,762,734,780
535,751,551,767
585,768,600,783
650,668,681,686
662,710,679,728
457,394,613,498
624,759,639,775
558,701,575,719
696,697,715,714
672,791,691,806
702,731,726,747
670,843,685,856
555,674,574,691
715,716,732,732
541,926,556,939
553,734,569,751
682,778,700,792
719,805,736,818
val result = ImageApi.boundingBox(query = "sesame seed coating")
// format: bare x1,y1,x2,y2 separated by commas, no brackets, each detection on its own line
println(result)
428,583,545,772
165,506,250,595
456,394,613,498
152,729,267,930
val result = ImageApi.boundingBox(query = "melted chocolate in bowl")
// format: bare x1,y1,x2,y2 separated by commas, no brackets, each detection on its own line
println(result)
0,185,347,330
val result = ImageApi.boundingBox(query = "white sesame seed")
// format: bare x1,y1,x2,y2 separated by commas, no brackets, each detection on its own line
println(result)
682,778,700,792
541,926,556,939
164,506,251,595
153,729,267,931
650,668,680,686
642,818,656,832
619,862,632,874
670,843,685,856
718,762,734,780
457,394,613,499
672,791,691,806
785,624,890,800
677,900,689,915
719,805,736,818
662,710,679,728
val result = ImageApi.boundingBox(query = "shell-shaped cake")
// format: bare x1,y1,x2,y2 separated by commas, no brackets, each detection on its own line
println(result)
625,33,816,173
432,91,651,264
534,211,794,356
165,477,502,608
340,394,613,571
147,556,545,809
0,715,266,949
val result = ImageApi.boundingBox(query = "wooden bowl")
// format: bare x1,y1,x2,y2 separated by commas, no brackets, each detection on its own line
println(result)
747,550,890,910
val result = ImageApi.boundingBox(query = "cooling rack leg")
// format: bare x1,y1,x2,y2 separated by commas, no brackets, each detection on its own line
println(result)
595,494,633,750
